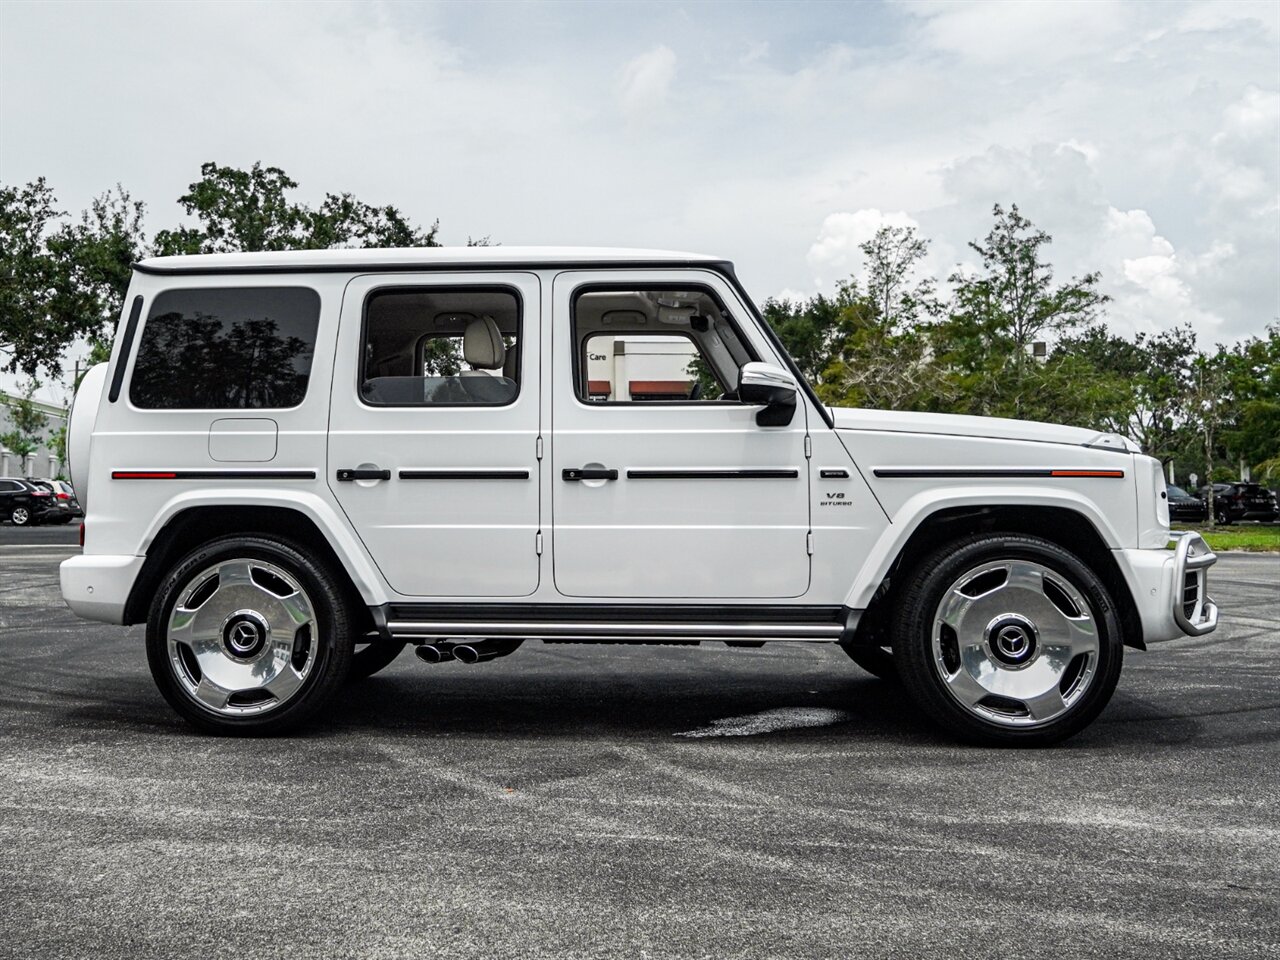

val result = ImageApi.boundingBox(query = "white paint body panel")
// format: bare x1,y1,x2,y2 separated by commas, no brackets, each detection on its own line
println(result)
326,272,542,597
549,270,811,599
208,419,278,462
60,247,1194,646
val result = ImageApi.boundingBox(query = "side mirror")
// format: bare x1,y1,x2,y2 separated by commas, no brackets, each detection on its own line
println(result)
738,361,798,427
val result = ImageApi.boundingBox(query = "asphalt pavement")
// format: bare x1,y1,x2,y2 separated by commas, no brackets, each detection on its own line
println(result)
1,525,1277,959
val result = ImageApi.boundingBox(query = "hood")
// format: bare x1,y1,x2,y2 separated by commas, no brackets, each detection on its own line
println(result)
829,406,1138,453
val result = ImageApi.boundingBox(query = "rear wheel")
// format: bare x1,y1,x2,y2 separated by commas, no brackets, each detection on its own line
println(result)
146,535,353,735
894,534,1123,746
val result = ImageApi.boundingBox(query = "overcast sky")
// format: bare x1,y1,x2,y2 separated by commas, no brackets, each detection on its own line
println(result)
2,0,1277,403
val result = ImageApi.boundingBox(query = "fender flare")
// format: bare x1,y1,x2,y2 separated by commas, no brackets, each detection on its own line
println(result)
842,485,1126,610
135,488,389,607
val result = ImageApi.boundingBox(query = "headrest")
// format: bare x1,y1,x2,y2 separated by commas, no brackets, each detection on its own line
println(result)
463,316,505,370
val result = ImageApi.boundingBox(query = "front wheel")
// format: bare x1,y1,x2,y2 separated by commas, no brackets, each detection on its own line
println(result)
893,534,1123,746
146,536,354,735
11,506,31,526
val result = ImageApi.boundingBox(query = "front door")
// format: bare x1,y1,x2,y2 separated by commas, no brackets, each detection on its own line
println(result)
550,270,811,599
328,273,541,597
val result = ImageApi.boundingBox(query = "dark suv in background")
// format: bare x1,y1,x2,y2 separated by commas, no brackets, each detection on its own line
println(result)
25,478,83,524
1166,484,1208,523
1197,482,1279,525
0,478,59,526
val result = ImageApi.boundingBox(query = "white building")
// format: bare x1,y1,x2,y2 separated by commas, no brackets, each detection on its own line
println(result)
584,335,698,401
0,390,67,479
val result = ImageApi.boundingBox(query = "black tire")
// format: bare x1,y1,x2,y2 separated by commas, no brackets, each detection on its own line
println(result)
349,637,407,680
1214,508,1231,526
841,644,899,681
145,535,354,735
11,506,31,526
893,533,1123,747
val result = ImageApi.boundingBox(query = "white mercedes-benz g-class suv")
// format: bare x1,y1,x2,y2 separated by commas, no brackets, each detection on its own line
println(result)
60,247,1218,744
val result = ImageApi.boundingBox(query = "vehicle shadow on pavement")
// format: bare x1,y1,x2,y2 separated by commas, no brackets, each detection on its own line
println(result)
55,669,1213,750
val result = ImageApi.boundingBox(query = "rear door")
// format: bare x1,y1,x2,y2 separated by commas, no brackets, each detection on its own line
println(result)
327,273,542,597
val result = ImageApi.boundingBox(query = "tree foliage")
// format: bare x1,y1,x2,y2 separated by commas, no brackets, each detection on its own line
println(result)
152,162,439,255
2,163,444,383
0,379,48,462
760,206,1278,486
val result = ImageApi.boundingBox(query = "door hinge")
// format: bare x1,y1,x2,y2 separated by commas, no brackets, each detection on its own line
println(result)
806,531,814,555
536,436,544,460
804,435,812,458
536,531,543,555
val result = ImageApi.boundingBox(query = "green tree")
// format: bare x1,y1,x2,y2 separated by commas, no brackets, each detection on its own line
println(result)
760,292,845,386
0,379,49,466
1219,325,1280,472
1,180,146,379
796,225,946,410
1186,353,1230,525
154,162,439,254
48,185,147,333
1,180,72,378
858,224,938,331
939,204,1108,419
1056,324,1198,461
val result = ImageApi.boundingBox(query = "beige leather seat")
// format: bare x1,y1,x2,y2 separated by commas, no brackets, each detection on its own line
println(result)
463,316,505,376
455,317,518,403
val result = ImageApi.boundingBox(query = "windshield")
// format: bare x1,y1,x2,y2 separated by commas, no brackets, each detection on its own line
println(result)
1167,485,1190,497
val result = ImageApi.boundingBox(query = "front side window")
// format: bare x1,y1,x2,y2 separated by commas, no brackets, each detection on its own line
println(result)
360,287,520,406
572,287,754,403
130,287,320,409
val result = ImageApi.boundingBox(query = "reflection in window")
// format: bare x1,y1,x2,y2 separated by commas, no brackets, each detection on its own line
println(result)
573,288,754,403
360,288,521,406
130,287,320,409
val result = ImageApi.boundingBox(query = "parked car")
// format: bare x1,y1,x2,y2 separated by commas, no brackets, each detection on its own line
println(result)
58,246,1219,744
1165,484,1208,524
25,478,84,523
1196,482,1278,525
0,477,59,526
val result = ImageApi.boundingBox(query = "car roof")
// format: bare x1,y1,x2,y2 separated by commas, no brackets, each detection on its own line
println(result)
134,246,731,276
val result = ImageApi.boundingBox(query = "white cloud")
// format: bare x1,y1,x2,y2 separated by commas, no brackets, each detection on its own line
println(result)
0,0,1275,382
904,0,1128,67
806,209,922,287
1218,85,1280,141
1101,207,1224,334
618,45,677,117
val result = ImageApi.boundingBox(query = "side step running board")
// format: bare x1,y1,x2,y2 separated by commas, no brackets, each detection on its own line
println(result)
385,620,846,643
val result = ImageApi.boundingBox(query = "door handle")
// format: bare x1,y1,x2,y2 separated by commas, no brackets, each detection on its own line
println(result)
336,468,391,482
562,467,618,482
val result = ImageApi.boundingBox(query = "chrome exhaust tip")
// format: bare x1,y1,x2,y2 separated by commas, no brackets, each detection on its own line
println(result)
453,644,482,664
414,644,455,664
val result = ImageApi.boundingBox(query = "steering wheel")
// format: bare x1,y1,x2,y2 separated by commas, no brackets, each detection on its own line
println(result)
688,381,703,401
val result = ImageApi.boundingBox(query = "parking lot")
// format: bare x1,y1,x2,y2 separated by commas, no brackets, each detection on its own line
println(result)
1,527,1277,959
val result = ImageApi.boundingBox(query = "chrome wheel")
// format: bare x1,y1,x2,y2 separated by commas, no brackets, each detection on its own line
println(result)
11,507,30,526
165,558,319,717
931,559,1099,728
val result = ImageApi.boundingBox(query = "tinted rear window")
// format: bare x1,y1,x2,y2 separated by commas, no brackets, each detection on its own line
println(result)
130,287,320,409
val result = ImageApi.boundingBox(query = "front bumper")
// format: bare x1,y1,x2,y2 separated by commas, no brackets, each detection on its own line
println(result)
1115,532,1218,645
59,554,145,625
